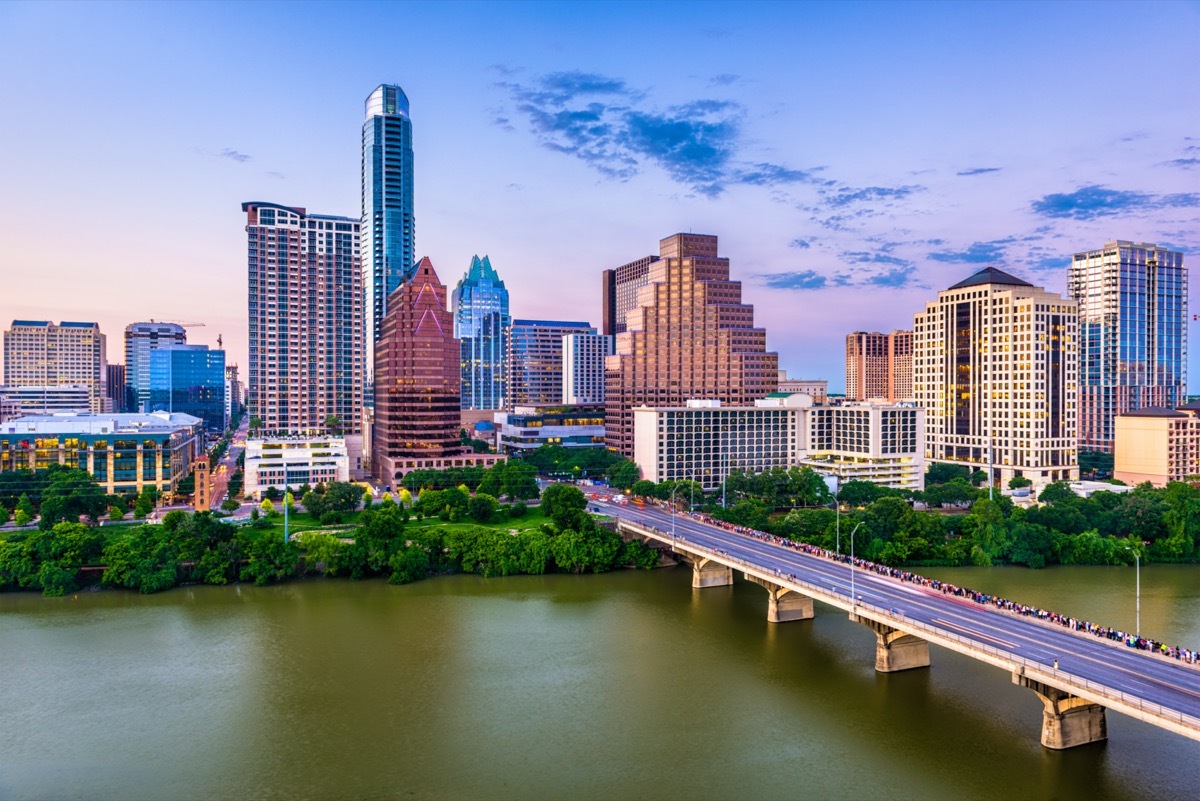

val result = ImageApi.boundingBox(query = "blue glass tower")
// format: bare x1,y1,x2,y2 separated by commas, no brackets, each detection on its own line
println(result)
362,84,415,386
453,256,510,410
149,345,226,432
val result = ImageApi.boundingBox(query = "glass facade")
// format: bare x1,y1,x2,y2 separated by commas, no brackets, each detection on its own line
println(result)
453,255,510,410
124,322,187,412
507,320,595,407
149,345,226,432
362,84,416,387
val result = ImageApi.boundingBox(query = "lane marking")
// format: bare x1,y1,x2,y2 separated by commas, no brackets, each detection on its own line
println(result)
931,618,1020,650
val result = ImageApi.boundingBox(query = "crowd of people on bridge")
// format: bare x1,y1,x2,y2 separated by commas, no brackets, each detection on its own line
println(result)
629,504,1200,668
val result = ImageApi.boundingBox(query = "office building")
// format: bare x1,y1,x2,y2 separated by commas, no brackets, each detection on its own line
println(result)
846,330,912,401
606,233,778,458
508,319,594,408
453,255,510,410
243,437,351,499
777,371,828,402
632,394,923,491
225,364,241,420
149,345,226,432
0,396,20,423
913,266,1078,488
373,257,503,483
563,333,614,404
362,84,416,384
3,320,107,412
0,385,92,415
106,364,126,412
124,322,187,412
1069,241,1186,453
601,254,655,336
1114,402,1200,487
0,411,203,495
243,201,364,437
495,404,607,453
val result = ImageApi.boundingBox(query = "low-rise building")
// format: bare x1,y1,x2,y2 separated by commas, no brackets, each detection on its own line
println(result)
633,393,924,491
0,411,203,494
495,404,607,453
777,371,828,402
0,384,92,415
1114,403,1200,487
244,437,351,499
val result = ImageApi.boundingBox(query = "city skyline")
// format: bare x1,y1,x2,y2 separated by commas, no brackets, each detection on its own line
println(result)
1,1,1197,391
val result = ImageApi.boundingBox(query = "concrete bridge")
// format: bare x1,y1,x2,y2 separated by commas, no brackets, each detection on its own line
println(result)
608,505,1200,751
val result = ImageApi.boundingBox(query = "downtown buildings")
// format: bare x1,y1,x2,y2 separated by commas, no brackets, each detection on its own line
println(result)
243,201,363,438
148,344,226,432
362,84,416,386
845,330,913,402
563,332,614,404
124,321,187,413
913,266,1078,487
508,319,594,407
453,255,510,410
2,320,108,413
605,233,779,458
1069,241,1186,453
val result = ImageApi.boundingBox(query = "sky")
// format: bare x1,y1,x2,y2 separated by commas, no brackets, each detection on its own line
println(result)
1,0,1198,393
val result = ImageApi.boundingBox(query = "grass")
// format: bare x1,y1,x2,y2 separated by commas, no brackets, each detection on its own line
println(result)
405,505,550,534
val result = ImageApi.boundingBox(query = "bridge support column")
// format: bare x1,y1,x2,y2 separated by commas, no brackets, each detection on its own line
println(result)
1013,673,1107,750
861,618,930,673
692,558,733,589
744,574,814,622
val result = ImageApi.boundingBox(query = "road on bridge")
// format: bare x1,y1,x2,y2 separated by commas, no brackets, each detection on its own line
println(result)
591,494,1200,741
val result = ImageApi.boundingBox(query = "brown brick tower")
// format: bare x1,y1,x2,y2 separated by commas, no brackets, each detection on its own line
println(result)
604,233,779,458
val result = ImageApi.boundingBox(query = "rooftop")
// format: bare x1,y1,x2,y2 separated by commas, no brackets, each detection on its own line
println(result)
0,411,202,435
1120,406,1187,418
947,266,1034,290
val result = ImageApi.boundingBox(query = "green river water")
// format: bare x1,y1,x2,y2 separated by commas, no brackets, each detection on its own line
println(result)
2,564,1198,800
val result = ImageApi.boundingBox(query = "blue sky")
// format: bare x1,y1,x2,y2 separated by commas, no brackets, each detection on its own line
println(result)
1,0,1198,391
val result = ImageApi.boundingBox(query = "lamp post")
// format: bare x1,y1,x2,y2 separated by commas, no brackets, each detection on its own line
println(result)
848,521,863,618
1124,545,1141,639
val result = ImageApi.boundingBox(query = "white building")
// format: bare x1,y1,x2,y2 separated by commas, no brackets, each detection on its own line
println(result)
243,436,351,499
494,404,606,453
0,385,92,415
632,393,924,491
563,333,614,404
913,266,1078,489
3,321,107,413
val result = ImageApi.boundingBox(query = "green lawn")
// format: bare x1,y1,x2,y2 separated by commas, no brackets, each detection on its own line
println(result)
405,505,549,534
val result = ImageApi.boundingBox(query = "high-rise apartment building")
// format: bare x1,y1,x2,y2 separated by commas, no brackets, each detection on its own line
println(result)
563,332,614,404
509,320,595,408
149,344,226,432
846,330,913,401
243,202,363,436
601,254,655,336
105,364,126,412
362,84,416,384
224,364,241,421
3,320,107,412
124,321,187,412
913,267,1078,487
1068,240,1186,453
605,233,779,458
453,255,510,410
373,257,503,483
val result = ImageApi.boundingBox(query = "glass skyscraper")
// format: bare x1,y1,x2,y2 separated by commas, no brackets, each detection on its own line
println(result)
1069,240,1187,452
453,255,510,410
362,84,415,385
125,321,187,413
148,344,226,432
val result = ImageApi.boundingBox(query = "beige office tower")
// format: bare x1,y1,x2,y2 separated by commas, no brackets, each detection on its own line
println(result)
913,267,1078,488
846,330,912,401
605,233,778,458
3,320,108,412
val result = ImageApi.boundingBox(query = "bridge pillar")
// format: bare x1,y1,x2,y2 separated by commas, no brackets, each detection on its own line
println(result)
692,558,733,589
1013,673,1107,750
861,618,930,672
744,574,814,622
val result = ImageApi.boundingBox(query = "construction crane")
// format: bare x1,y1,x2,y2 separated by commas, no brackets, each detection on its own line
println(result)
148,319,206,328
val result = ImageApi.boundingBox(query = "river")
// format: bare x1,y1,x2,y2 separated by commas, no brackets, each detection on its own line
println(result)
2,564,1198,800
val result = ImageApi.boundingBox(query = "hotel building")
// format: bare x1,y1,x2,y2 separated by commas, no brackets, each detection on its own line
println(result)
846,330,913,401
563,332,614,404
3,320,107,413
913,267,1078,488
1114,401,1200,487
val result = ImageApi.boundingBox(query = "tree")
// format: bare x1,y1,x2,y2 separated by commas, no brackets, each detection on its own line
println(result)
540,484,588,529
926,463,970,485
323,414,343,435
607,460,640,490
283,491,295,510
134,490,154,519
260,498,276,515
323,482,363,513
1038,481,1076,506
249,416,263,434
631,480,657,499
1009,475,1033,490
108,504,125,521
240,531,300,586
399,488,413,507
0,504,8,525
220,498,241,512
969,470,989,487
468,493,499,524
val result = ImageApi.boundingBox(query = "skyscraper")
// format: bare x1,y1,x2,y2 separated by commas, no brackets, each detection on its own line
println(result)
845,330,913,401
453,255,510,410
563,332,615,404
3,320,107,412
913,266,1078,487
373,257,501,483
362,84,416,384
605,233,779,458
1068,240,1186,453
243,201,363,435
507,320,595,407
124,321,187,412
601,254,655,336
149,344,226,432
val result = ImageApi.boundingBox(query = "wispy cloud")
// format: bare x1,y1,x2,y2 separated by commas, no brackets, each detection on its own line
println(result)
1162,158,1200,169
789,238,812,249
220,148,251,163
957,166,1001,176
822,184,923,208
1030,184,1200,220
757,270,827,290
841,250,912,268
709,73,741,87
928,240,1011,264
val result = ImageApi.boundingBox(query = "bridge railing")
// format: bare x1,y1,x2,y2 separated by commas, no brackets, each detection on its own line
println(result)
619,519,1200,735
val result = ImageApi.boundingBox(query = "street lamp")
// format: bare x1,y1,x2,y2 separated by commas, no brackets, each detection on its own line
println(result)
848,521,864,618
1124,545,1141,639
